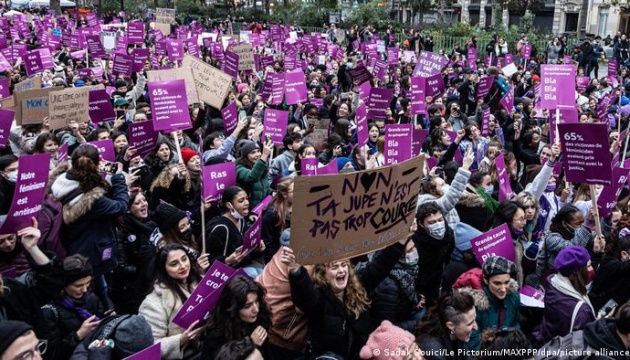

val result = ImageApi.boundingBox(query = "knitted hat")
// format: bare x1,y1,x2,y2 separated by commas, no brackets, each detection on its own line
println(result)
454,222,481,252
482,256,516,279
532,74,540,82
554,246,590,276
239,140,260,158
74,79,85,87
112,315,154,357
114,98,129,107
0,321,33,356
115,80,128,89
180,148,199,165
359,320,416,360
237,83,248,94
154,203,187,235
337,157,352,171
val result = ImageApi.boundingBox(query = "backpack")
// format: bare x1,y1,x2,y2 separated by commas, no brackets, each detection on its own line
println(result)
535,330,611,360
36,188,83,258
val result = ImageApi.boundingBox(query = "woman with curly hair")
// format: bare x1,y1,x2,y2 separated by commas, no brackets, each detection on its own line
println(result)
144,138,177,179
282,238,408,359
201,275,272,358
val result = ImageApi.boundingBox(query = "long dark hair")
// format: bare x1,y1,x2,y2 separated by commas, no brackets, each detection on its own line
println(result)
34,132,59,154
154,244,202,303
489,200,524,232
416,290,475,339
67,144,109,192
206,275,271,340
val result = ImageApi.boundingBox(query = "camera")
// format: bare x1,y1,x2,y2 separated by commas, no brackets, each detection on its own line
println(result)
99,161,118,174
130,164,148,175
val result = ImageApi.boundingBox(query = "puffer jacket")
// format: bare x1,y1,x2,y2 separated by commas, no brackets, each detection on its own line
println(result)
236,159,271,209
416,167,471,229
453,268,521,350
49,164,129,276
40,293,104,360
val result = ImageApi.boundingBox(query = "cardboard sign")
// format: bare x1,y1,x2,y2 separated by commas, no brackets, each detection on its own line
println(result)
128,121,159,158
231,43,255,71
291,156,424,264
155,8,175,35
263,109,289,146
147,68,199,105
148,79,192,131
470,223,516,264
597,167,629,218
384,124,413,165
0,153,51,234
540,65,576,108
558,123,612,185
0,108,14,149
88,89,116,124
14,87,60,125
202,161,236,201
182,54,231,110
48,87,90,130
304,118,330,152
495,154,514,202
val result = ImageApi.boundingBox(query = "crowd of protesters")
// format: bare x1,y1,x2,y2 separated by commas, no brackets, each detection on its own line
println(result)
1,5,630,360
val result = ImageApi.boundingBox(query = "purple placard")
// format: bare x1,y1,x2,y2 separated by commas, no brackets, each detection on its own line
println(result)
284,69,308,105
112,54,133,77
172,261,240,329
148,79,192,131
223,50,239,79
185,39,200,58
410,77,425,115
576,76,590,93
347,64,374,86
384,124,413,165
131,48,149,72
387,47,399,66
481,108,491,137
269,72,285,105
0,77,9,100
128,121,159,158
355,103,368,146
90,139,115,162
22,50,44,76
0,108,14,149
520,285,545,307
495,154,514,202
549,107,579,146
541,65,576,108
126,22,145,44
241,213,262,256
86,35,106,58
522,44,532,59
122,343,160,360
412,129,428,157
500,85,514,112
413,51,449,77
425,73,445,98
301,158,338,176
608,59,618,77
167,39,184,62
88,89,116,124
367,88,393,119
202,161,236,200
558,123,612,185
221,101,239,134
0,153,51,234
57,143,68,164
263,109,289,146
251,195,273,216
597,167,629,218
470,223,516,264
477,76,494,100
373,60,388,82
467,47,477,70
504,53,513,65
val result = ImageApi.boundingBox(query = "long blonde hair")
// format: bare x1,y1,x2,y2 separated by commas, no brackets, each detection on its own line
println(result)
274,176,294,232
150,164,191,193
311,260,371,319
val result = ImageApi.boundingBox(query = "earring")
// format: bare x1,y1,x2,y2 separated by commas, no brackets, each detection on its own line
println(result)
450,330,454,335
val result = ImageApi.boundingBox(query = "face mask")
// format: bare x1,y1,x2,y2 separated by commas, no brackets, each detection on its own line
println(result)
441,184,450,195
181,229,193,242
564,222,579,236
3,170,17,183
545,184,556,192
228,204,244,220
426,221,446,240
485,185,494,195
405,249,419,266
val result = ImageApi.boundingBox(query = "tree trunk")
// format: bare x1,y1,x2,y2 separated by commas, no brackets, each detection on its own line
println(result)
50,0,61,14
438,0,445,23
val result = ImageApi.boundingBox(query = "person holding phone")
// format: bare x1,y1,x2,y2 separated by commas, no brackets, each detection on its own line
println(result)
235,139,273,209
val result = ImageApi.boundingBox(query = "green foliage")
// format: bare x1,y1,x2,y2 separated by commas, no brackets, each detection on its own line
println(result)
175,0,203,16
269,3,328,27
345,1,391,30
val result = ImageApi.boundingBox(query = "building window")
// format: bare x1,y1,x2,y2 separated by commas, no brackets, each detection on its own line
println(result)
598,8,609,36
565,13,579,32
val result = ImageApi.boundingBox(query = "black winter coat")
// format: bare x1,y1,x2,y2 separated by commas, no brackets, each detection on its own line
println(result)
412,224,455,306
289,242,405,359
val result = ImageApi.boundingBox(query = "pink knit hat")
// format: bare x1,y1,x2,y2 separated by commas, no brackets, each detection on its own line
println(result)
359,320,416,360
237,83,248,94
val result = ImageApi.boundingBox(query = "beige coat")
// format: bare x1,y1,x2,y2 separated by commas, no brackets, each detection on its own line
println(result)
139,282,200,359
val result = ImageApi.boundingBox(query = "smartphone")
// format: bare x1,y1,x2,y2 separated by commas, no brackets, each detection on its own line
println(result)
130,164,148,175
99,161,117,174
265,135,272,142
598,299,618,317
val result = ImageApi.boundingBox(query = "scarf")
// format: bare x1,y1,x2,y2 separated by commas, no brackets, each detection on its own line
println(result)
58,295,98,321
549,274,595,316
475,187,499,214
388,263,418,306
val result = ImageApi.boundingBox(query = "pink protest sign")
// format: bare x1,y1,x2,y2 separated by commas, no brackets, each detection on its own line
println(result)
470,223,516,264
367,88,393,119
0,108,14,149
597,167,629,218
172,261,241,329
202,161,236,201
384,124,413,165
413,51,449,77
122,343,160,360
0,153,51,234
284,69,308,105
540,64,576,108
148,79,192,131
131,48,149,72
128,121,159,158
167,39,184,62
269,72,285,105
608,59,618,77
85,35,106,58
495,154,514,202
425,73,445,98
112,54,133,77
387,48,399,65
522,44,532,59
355,103,368,146
412,129,428,157
90,139,115,162
558,123,613,185
263,109,289,146
221,101,239,135
410,77,425,115
301,158,338,176
185,39,200,58
477,76,494,100
88,89,116,124
373,60,388,82
241,214,263,256
126,22,145,44
576,76,590,93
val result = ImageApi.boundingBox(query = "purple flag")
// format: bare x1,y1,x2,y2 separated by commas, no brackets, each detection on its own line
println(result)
470,224,516,264
384,124,413,165
558,123,613,185
148,79,192,131
263,109,289,146
0,154,51,234
221,101,239,135
0,108,14,149
128,121,159,158
202,161,236,201
89,90,116,124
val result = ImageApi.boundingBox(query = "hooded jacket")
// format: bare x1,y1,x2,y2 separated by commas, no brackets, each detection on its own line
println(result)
583,318,628,360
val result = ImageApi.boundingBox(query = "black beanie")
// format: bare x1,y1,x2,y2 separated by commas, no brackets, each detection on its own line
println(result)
115,80,128,89
0,154,18,171
154,203,187,235
0,321,33,356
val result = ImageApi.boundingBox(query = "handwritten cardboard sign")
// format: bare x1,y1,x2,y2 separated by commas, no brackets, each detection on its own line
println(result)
48,87,90,130
292,156,424,264
155,8,175,35
231,43,255,71
182,54,231,110
470,223,516,264
14,87,60,125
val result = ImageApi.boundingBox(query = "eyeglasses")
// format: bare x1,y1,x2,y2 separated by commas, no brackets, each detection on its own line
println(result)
0,234,16,245
13,339,47,360
513,217,526,223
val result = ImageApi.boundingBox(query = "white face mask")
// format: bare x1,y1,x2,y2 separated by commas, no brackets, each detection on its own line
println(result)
3,170,17,183
228,204,244,220
405,249,419,266
427,221,446,240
